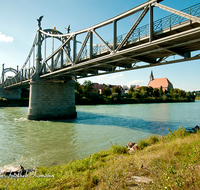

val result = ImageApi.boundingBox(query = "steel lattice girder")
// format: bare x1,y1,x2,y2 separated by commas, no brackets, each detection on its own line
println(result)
4,0,200,88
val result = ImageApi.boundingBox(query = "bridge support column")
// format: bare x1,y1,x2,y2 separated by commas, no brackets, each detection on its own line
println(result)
27,79,77,120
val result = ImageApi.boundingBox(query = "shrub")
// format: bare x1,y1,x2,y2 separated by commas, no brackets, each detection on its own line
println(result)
111,145,128,154
137,134,160,150
162,95,168,101
111,93,120,102
166,126,189,139
147,135,160,144
137,140,149,150
90,91,101,104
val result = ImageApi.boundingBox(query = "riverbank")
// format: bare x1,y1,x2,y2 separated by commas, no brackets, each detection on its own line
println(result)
0,127,199,189
0,98,29,107
0,97,195,107
76,96,195,105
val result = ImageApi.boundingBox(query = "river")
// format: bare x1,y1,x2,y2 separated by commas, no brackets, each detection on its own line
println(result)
0,101,199,168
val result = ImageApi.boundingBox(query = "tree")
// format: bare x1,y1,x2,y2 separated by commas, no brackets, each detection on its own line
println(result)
148,86,154,96
90,91,102,103
140,86,149,92
111,93,120,102
174,88,179,93
186,91,195,101
153,88,160,98
159,86,164,96
174,93,179,99
129,87,134,93
103,86,111,97
74,80,83,94
82,80,93,98
178,89,186,98
140,89,148,99
75,90,82,103
111,86,121,96
170,88,174,96
132,90,141,99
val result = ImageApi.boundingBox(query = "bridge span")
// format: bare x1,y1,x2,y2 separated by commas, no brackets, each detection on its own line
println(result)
1,0,200,120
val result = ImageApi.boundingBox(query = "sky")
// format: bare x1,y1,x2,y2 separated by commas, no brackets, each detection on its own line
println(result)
0,0,200,91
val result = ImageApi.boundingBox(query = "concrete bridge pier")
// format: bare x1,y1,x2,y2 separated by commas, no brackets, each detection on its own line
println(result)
27,79,77,120
0,87,21,99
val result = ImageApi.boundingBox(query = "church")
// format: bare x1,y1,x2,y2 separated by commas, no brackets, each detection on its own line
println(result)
148,71,173,92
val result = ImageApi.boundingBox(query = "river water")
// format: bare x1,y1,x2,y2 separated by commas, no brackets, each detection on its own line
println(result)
0,101,199,168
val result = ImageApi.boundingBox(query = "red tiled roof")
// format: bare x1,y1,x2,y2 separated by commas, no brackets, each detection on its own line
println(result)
134,86,142,89
148,78,172,88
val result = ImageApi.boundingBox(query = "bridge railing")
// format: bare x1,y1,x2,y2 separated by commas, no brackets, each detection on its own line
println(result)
3,67,36,87
3,35,37,88
70,2,200,63
108,3,200,49
153,3,200,34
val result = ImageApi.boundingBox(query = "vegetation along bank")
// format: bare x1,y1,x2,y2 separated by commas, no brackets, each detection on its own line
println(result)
0,126,199,189
0,80,196,107
75,80,196,105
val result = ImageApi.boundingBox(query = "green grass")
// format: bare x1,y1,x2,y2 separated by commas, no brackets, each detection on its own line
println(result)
195,96,200,100
0,127,200,189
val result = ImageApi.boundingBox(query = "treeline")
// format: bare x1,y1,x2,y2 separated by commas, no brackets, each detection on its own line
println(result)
75,80,195,105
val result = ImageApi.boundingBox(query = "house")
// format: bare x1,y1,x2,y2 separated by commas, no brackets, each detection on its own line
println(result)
148,71,173,92
93,83,104,94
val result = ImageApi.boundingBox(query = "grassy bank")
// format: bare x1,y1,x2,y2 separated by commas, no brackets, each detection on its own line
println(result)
0,127,199,189
195,96,200,100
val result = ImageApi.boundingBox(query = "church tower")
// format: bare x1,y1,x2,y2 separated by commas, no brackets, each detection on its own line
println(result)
150,70,154,81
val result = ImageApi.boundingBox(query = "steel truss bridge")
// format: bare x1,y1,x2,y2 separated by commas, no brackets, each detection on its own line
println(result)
2,0,200,88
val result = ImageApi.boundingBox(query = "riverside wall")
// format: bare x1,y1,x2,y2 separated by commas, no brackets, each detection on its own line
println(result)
0,87,21,99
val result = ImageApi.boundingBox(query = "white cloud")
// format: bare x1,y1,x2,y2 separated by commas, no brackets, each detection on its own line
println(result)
0,32,14,42
96,75,108,80
108,73,123,79
127,80,145,86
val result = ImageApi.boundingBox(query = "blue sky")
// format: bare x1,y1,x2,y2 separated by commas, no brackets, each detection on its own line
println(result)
0,0,200,91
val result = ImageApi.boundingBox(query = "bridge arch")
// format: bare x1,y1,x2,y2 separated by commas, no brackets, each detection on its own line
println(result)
3,67,18,75
39,28,71,72
1,64,18,83
41,28,65,42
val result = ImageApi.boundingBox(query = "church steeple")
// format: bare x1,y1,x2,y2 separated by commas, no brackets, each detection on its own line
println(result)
150,70,154,81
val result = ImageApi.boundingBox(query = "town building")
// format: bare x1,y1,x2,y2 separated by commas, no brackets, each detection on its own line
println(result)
148,71,173,92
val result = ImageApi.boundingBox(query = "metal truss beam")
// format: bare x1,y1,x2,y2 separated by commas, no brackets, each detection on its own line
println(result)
116,5,149,51
75,32,90,63
92,30,113,53
156,56,169,63
68,0,162,35
149,3,154,42
76,54,200,79
153,2,200,23
40,24,200,79
62,47,73,65
40,35,73,73
119,27,200,58
5,0,200,88
155,45,188,58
